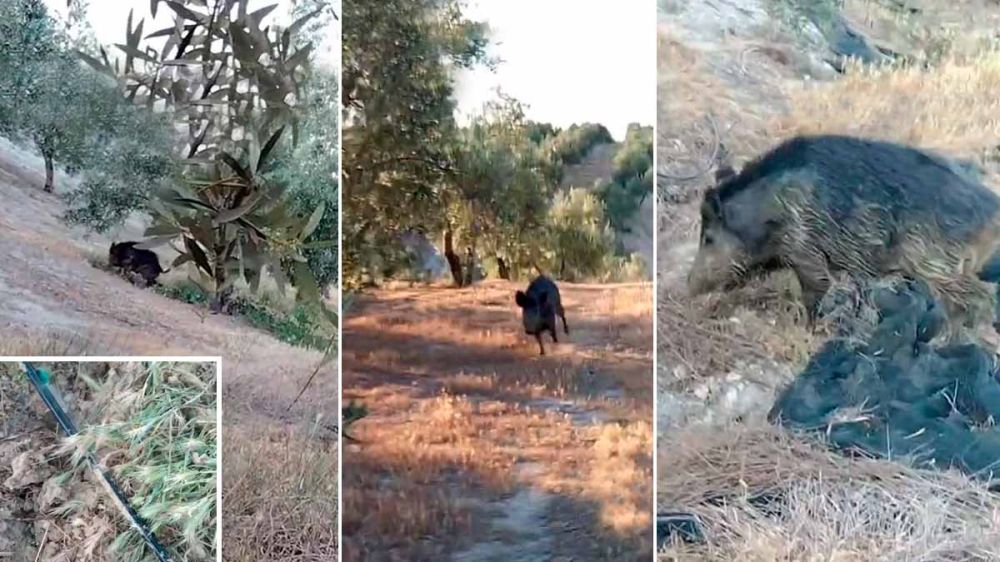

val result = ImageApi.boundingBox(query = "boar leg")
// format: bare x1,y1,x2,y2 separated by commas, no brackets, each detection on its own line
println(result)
559,306,569,334
536,333,546,355
792,258,831,327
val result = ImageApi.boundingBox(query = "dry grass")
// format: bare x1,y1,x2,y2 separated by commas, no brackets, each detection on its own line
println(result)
0,332,98,357
779,52,1000,170
586,421,654,535
220,421,338,561
657,3,1000,385
342,394,553,560
658,423,1000,561
0,126,342,561
342,280,653,560
658,278,817,389
841,0,1000,62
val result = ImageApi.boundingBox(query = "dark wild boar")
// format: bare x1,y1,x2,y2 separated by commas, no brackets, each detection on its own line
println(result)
109,241,167,288
687,134,1000,339
515,275,569,355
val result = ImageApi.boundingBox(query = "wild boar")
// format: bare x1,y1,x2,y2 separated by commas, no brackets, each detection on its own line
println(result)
687,134,1000,339
515,275,569,355
109,241,167,288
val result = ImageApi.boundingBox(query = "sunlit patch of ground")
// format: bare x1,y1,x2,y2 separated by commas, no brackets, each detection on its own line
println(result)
342,280,653,561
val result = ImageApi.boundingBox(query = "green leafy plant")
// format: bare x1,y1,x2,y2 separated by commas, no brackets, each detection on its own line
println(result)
62,0,333,236
265,69,340,291
229,297,331,349
55,361,218,562
546,188,616,281
0,0,175,199
140,127,333,313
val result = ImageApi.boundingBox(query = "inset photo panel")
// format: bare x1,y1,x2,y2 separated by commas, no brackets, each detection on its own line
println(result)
342,0,656,559
0,357,220,562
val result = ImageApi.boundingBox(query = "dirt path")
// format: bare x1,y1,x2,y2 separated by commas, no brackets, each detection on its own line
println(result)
342,281,653,561
0,140,339,559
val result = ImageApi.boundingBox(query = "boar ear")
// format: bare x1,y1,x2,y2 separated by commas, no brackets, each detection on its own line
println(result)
515,290,529,308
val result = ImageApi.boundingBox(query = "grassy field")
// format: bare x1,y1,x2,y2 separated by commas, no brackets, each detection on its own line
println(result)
342,279,653,561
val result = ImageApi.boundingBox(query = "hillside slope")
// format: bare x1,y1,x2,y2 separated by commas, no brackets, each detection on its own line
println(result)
559,142,619,190
561,141,654,275
0,139,340,559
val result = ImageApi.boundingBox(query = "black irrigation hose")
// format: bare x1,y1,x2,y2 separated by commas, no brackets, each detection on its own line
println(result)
656,511,705,548
22,362,175,562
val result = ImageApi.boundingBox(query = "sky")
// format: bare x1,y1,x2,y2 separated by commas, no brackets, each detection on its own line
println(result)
42,0,340,68
454,0,656,141
41,0,653,141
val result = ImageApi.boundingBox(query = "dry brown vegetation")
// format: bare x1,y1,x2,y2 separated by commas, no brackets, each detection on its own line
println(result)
342,280,653,561
658,0,1000,559
659,422,1000,561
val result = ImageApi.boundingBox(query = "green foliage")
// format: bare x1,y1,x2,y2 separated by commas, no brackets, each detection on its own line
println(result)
154,280,210,305
141,128,332,313
545,188,615,281
265,69,340,290
59,362,217,561
525,121,559,145
290,0,339,49
62,1,338,325
0,0,60,129
342,0,647,287
0,0,175,201
452,94,557,280
80,0,319,159
599,123,653,233
342,0,494,288
156,279,331,349
62,105,176,230
612,124,654,185
546,122,614,166
229,297,331,350
63,0,330,234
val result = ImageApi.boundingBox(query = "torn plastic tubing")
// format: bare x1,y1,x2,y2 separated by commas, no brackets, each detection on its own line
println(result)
657,511,705,547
